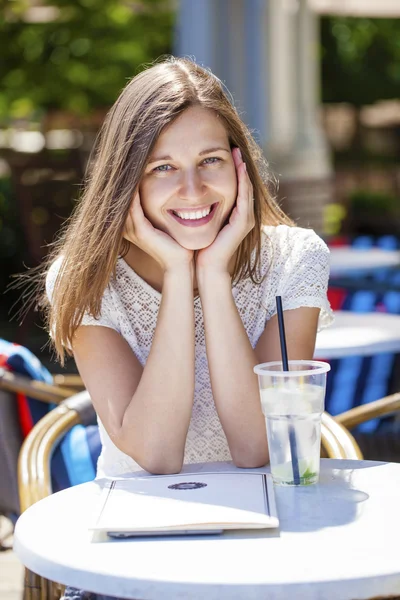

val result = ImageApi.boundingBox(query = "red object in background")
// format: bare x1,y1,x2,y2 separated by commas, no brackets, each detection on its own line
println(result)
0,354,34,438
16,393,33,438
328,235,350,247
327,287,347,311
376,302,388,313
327,236,349,310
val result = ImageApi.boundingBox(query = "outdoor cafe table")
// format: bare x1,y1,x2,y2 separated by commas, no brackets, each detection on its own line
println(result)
13,459,400,600
329,247,400,276
314,310,400,359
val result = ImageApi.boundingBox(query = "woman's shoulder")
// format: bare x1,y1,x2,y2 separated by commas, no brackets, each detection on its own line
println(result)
262,224,328,250
256,225,333,330
258,224,330,278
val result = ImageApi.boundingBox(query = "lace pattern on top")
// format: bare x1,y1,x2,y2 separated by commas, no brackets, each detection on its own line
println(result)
46,225,333,477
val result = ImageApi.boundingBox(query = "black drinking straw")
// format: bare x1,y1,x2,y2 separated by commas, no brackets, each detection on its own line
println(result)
276,296,300,485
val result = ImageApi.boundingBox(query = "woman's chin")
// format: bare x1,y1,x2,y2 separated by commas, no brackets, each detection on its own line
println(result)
177,236,217,251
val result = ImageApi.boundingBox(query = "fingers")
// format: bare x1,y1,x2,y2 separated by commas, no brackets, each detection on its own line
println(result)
233,147,253,215
232,146,242,170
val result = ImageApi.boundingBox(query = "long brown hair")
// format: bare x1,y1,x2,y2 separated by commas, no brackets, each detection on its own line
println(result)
28,56,294,363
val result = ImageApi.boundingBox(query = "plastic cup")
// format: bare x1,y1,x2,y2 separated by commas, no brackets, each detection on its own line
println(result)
253,360,331,486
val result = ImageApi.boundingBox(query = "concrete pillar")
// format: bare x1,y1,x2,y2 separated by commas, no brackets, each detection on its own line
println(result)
266,0,297,157
174,0,269,146
290,0,331,178
174,0,217,74
266,0,333,232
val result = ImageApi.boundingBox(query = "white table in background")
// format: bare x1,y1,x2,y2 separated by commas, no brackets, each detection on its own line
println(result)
329,247,400,276
13,459,400,600
314,310,400,359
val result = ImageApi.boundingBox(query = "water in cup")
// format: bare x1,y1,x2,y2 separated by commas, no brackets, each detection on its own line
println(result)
261,383,324,485
254,360,331,486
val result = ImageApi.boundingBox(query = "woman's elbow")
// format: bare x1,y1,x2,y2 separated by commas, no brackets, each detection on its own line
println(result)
115,432,184,475
140,457,183,475
127,445,183,475
231,446,269,469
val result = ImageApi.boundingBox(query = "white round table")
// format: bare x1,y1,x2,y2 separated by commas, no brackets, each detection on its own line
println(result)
13,459,400,600
329,247,400,276
314,310,400,359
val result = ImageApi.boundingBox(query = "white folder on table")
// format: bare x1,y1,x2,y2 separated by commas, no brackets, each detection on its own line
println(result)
91,471,279,537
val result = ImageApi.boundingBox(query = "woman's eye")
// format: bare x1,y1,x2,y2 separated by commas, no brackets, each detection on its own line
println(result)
202,157,221,166
153,164,172,173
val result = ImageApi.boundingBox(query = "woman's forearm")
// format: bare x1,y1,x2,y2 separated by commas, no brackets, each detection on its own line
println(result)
122,265,195,473
198,270,269,468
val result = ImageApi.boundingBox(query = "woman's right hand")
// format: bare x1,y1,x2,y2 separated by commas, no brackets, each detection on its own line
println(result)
123,191,193,273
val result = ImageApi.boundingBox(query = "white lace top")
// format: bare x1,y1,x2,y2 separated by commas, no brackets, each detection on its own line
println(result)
46,225,333,478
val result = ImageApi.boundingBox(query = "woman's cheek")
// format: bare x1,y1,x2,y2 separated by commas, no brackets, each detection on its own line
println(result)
139,178,172,214
206,168,237,197
218,163,237,197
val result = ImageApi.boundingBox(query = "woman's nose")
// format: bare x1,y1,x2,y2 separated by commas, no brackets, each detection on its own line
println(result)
178,169,206,202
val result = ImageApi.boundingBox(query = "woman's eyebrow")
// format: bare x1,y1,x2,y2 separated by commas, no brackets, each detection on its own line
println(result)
199,146,230,156
147,147,231,164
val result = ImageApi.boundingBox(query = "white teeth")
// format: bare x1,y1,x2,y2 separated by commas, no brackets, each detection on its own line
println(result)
174,206,212,220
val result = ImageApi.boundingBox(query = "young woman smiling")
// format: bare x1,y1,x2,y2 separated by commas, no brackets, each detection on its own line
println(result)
45,56,333,479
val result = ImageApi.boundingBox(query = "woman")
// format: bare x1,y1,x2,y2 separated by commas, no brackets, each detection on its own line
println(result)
45,55,333,483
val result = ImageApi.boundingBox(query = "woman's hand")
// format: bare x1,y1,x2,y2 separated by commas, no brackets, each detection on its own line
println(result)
123,191,193,273
196,147,254,276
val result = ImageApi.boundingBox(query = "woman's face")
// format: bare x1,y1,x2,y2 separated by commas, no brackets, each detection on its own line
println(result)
139,105,237,250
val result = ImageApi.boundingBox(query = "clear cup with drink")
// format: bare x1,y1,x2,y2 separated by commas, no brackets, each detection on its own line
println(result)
253,360,330,486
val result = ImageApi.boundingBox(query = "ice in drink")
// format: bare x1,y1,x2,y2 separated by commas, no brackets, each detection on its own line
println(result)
261,383,324,485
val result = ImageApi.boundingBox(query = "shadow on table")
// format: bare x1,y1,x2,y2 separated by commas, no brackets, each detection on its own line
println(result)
273,461,389,533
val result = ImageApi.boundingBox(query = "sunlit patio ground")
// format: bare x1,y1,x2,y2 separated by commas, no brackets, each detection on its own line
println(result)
0,516,24,600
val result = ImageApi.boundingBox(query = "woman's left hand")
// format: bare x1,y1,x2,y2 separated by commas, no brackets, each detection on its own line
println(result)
196,147,255,275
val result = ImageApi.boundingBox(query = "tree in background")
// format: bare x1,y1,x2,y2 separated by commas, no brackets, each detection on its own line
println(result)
321,16,400,106
321,16,400,162
320,16,400,235
0,0,174,121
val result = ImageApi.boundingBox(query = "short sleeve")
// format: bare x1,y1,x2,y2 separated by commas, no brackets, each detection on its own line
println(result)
276,228,333,331
45,256,119,335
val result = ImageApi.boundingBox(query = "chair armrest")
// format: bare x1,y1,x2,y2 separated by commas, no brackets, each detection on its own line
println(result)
53,374,85,389
335,393,400,430
18,391,94,512
0,368,77,404
321,412,363,460
64,390,97,426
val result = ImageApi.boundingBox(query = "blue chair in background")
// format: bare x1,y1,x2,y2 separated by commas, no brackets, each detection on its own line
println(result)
326,235,400,460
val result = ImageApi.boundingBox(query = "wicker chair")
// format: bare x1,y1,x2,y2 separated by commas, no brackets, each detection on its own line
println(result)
0,369,87,598
0,367,83,403
335,392,400,430
0,368,85,525
18,390,95,600
335,392,400,461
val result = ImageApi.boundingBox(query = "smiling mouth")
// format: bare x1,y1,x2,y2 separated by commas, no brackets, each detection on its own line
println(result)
168,203,218,227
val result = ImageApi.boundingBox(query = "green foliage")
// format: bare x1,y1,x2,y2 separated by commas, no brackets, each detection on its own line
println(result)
0,0,174,120
348,189,399,215
321,16,400,105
